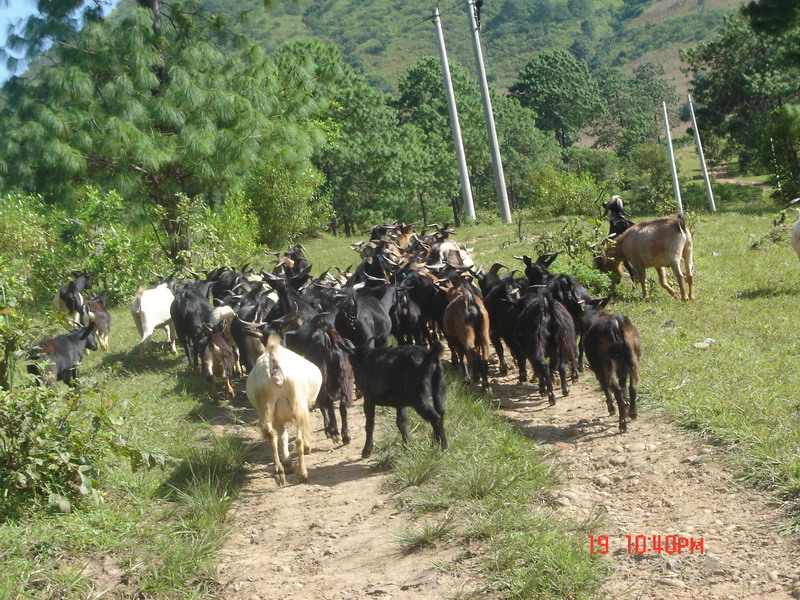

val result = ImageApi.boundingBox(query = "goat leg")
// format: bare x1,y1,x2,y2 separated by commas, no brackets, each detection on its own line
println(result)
339,400,351,445
361,401,376,459
396,407,411,444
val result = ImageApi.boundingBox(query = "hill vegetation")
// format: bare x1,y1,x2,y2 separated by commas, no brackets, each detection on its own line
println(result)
189,0,744,93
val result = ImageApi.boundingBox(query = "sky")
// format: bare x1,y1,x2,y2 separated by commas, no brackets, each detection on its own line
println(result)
0,1,39,82
0,0,121,83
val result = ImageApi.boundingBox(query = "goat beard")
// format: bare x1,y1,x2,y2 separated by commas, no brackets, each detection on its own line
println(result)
269,353,285,385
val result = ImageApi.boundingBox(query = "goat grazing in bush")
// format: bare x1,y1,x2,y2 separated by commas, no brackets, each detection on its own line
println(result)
581,298,641,433
597,213,694,300
28,322,98,387
54,270,93,322
80,294,111,351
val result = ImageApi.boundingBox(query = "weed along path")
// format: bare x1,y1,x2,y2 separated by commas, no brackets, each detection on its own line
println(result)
213,368,800,600
492,371,800,600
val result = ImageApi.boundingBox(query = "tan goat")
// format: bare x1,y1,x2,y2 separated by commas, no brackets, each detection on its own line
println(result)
599,213,695,300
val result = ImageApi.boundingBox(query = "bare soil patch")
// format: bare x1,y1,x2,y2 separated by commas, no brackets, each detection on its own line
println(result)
215,358,800,600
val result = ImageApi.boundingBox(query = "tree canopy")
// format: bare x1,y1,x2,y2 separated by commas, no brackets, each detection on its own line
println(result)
509,49,605,148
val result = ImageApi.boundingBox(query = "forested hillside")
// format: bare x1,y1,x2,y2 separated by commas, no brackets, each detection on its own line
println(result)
182,0,744,91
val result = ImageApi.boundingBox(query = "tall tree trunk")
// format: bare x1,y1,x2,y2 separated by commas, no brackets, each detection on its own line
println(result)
418,193,429,229
450,195,462,227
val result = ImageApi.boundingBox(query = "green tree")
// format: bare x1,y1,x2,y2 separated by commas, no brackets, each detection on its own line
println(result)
682,14,800,196
591,63,677,155
509,49,606,148
394,56,488,221
0,1,333,259
494,95,561,209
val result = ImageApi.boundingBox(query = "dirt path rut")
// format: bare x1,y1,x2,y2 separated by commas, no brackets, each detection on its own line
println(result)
215,367,800,600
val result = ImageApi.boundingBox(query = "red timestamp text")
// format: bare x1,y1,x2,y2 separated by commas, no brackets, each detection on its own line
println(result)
588,535,705,555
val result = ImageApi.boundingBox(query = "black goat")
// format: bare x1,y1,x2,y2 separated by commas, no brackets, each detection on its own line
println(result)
334,285,392,348
514,288,577,404
278,312,355,445
28,322,98,387
582,298,641,433
516,253,591,372
602,195,637,282
170,280,214,369
54,270,93,321
340,341,447,459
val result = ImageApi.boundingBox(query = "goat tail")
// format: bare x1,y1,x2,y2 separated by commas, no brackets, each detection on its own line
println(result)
609,314,635,369
676,211,688,232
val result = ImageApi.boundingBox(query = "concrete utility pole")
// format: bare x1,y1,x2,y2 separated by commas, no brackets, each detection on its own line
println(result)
465,0,512,224
687,94,716,212
433,7,475,220
662,101,683,213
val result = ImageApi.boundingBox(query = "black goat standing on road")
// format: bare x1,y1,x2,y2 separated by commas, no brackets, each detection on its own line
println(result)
340,340,447,459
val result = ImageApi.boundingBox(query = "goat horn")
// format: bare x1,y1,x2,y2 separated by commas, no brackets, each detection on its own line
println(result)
784,198,800,209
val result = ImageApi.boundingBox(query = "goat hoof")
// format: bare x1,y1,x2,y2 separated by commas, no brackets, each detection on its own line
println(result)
274,472,286,486
361,450,372,459
342,434,351,445
331,435,341,445
298,471,309,483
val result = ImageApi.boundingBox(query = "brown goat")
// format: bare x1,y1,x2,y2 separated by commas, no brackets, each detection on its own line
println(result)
598,213,694,300
441,277,491,389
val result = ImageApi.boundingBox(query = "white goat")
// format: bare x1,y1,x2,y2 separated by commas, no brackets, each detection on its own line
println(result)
784,198,800,261
131,283,178,357
246,332,322,485
599,213,695,300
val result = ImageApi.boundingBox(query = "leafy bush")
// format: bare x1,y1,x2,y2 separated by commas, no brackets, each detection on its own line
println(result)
0,194,54,303
0,274,36,392
620,143,680,215
0,385,117,518
529,218,615,296
525,166,605,217
244,161,333,249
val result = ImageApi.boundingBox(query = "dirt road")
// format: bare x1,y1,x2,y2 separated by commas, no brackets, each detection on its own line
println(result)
215,367,800,600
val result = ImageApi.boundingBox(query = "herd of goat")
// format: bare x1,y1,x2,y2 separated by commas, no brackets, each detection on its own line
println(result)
28,196,697,485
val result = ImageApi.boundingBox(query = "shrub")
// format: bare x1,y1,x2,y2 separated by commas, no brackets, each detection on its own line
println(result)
0,384,117,518
244,161,333,250
529,218,615,296
525,166,605,217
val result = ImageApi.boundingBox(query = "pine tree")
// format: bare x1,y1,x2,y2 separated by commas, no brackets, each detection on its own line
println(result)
0,1,333,259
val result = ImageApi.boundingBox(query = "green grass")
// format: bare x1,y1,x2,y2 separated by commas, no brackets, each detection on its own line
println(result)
0,308,254,599
375,379,608,599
